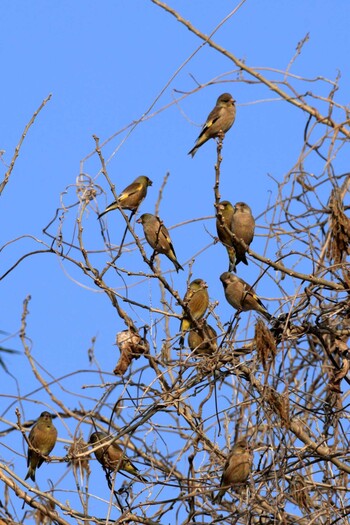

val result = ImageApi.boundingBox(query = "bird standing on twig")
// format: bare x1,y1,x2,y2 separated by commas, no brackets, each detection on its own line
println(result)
25,411,57,482
220,272,272,321
214,438,252,503
188,93,236,157
137,213,184,272
89,431,147,482
98,175,152,219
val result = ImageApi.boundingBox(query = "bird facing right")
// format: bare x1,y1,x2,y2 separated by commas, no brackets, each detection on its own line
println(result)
98,175,152,219
25,411,57,482
188,93,236,157
220,272,271,321
214,438,252,503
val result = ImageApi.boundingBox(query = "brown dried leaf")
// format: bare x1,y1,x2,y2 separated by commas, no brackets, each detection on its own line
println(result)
34,501,56,525
255,319,277,371
288,474,313,511
67,436,90,475
329,357,350,393
326,189,350,264
113,329,149,376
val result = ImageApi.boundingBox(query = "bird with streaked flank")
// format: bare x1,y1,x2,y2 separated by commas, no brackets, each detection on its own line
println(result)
98,175,152,219
231,202,255,269
220,272,272,321
137,213,183,272
25,411,57,482
188,322,217,356
188,93,236,157
180,279,209,343
214,438,252,503
88,431,147,482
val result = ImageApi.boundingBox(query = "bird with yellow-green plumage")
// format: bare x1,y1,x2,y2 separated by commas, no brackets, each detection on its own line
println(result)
25,411,57,482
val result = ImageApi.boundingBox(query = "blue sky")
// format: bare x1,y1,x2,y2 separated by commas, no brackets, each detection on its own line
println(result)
1,0,350,522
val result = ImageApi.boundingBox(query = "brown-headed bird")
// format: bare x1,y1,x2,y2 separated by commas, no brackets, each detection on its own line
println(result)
25,411,57,482
137,213,183,272
188,322,217,356
188,93,236,157
98,176,152,219
89,431,146,482
220,272,272,321
214,438,252,503
180,279,209,340
231,202,255,269
216,200,236,273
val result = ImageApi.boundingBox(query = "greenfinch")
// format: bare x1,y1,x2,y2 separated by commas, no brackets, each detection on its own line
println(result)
214,438,252,503
231,202,255,269
25,411,57,482
220,272,271,321
188,322,217,355
98,176,152,218
137,213,183,272
89,431,146,482
216,200,236,273
188,93,236,157
180,279,209,335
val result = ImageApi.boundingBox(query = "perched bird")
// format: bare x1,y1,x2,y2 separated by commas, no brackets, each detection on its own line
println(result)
89,431,146,482
231,202,255,269
98,176,152,219
180,279,209,336
188,93,236,157
137,213,183,272
214,438,252,503
25,411,57,482
216,200,236,273
188,322,217,356
220,272,272,321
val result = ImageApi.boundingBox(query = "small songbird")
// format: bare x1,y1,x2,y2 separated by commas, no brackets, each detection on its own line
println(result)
180,279,209,336
188,322,217,355
137,213,184,272
220,272,271,321
231,202,255,269
25,411,57,482
216,200,236,273
88,431,146,482
214,438,252,503
188,93,236,157
98,176,152,219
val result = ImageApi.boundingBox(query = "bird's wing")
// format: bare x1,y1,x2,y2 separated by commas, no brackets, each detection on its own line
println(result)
119,181,143,202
